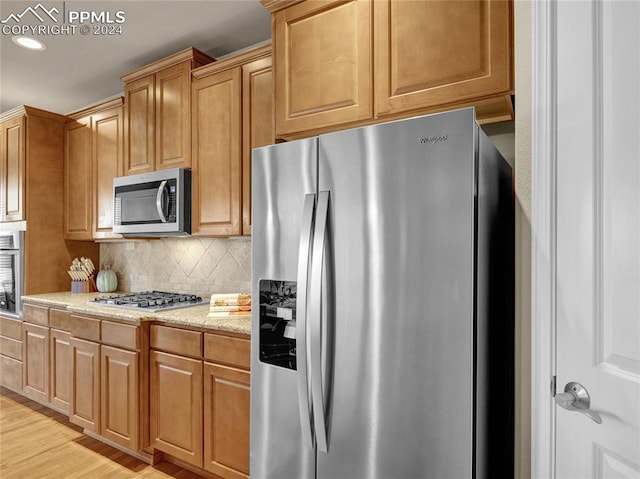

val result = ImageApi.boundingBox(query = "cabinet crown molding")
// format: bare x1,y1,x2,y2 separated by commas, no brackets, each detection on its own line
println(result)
67,97,124,120
260,0,305,13
120,47,215,83
192,44,271,79
0,105,67,123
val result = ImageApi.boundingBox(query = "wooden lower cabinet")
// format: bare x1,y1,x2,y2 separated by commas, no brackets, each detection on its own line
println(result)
70,337,100,432
150,350,203,467
50,329,72,413
0,316,23,392
204,362,250,478
101,345,140,450
22,322,50,404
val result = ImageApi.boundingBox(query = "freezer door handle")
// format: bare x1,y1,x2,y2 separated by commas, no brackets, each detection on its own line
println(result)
296,193,316,449
310,190,332,453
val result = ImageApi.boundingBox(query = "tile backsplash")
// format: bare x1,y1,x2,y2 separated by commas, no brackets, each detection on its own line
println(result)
100,237,251,296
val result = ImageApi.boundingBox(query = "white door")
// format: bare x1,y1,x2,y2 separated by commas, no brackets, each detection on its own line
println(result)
537,0,640,477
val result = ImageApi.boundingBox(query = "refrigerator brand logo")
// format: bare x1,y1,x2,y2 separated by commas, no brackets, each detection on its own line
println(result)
420,135,448,145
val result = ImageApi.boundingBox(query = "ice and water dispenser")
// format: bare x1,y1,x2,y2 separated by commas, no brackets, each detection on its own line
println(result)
259,280,297,370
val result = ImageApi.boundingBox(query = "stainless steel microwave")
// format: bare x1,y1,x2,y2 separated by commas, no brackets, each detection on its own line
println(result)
113,168,191,236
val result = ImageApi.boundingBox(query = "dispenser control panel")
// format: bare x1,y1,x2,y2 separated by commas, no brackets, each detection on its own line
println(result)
259,280,297,370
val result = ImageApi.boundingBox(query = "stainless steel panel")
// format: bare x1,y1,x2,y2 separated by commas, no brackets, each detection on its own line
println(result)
251,138,317,479
317,109,477,478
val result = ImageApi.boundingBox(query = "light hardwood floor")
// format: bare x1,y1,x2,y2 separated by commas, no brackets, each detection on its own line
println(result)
0,387,205,478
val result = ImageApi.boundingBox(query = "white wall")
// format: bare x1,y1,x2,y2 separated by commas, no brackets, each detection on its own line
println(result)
514,1,532,478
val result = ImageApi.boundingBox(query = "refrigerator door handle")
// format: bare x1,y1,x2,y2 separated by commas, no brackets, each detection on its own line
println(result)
296,193,317,449
310,190,331,453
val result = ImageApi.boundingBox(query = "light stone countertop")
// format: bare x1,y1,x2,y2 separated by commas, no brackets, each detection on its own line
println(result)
21,292,251,336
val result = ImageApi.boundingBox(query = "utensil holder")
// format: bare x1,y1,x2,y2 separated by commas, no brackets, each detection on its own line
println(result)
71,273,97,294
71,281,89,293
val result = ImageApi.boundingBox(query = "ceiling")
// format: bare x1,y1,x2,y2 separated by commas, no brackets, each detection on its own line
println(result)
0,0,271,114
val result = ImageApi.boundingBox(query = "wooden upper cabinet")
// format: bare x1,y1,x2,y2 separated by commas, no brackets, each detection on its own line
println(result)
265,0,513,138
64,117,93,240
242,55,274,236
1,116,25,222
92,104,124,239
124,75,155,175
192,67,242,236
65,98,124,240
122,48,214,175
374,0,513,121
156,62,191,170
273,0,373,137
191,44,272,237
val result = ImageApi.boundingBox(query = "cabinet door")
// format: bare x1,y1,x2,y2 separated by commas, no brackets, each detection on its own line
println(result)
22,322,50,404
64,117,93,240
150,350,203,467
70,337,100,432
374,0,513,117
156,62,191,170
242,56,274,236
101,345,139,451
273,0,372,137
124,75,155,175
2,116,25,222
192,67,242,236
50,328,72,413
203,363,250,478
93,106,123,239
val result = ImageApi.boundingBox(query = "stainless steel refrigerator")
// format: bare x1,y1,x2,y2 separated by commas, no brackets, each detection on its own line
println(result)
250,108,514,479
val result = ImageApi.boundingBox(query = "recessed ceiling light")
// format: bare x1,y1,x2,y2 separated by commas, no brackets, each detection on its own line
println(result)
12,36,46,51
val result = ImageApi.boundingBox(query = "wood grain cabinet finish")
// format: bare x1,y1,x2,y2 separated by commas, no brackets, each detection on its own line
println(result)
70,336,101,433
92,105,124,239
242,55,274,236
50,328,72,413
22,322,50,404
374,0,513,120
124,75,156,175
192,67,243,236
122,48,213,175
1,106,99,290
1,115,25,222
191,44,274,237
150,350,203,467
65,99,124,240
64,117,93,240
267,0,513,139
273,0,373,137
0,317,23,387
101,345,139,451
203,363,250,478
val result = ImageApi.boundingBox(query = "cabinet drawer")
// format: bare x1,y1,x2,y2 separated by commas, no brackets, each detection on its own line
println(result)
204,333,250,370
102,321,138,350
0,355,22,390
0,316,22,340
151,325,202,358
49,308,72,331
0,336,22,360
69,315,101,342
23,304,49,326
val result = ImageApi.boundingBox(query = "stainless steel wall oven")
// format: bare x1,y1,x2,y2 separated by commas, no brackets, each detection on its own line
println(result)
0,231,24,318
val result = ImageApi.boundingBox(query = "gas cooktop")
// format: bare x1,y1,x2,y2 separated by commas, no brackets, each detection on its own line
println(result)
89,291,209,312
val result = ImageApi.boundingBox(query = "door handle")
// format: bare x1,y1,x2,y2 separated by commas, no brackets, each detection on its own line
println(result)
156,180,169,223
296,194,316,449
310,190,331,453
555,382,602,424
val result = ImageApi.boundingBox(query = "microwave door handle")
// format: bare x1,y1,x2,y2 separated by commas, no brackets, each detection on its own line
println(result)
156,180,169,223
